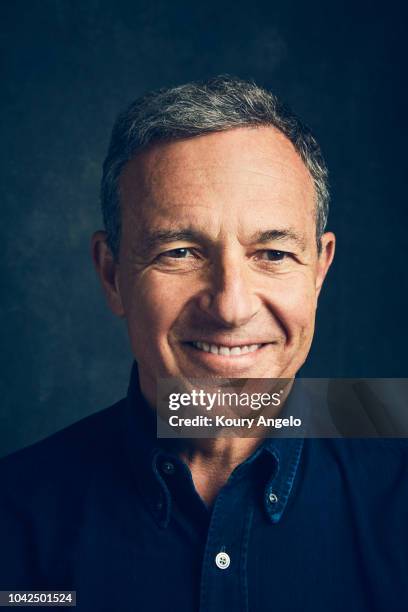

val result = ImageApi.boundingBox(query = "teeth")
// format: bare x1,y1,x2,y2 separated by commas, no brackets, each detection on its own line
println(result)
193,342,261,355
219,346,230,356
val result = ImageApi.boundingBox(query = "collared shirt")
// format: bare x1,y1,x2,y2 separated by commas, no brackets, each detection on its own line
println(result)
0,363,407,611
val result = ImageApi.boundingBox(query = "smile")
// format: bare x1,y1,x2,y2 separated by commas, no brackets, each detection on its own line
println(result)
190,341,264,356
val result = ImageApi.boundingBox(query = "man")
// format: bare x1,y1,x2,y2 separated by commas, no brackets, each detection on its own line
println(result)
0,77,407,611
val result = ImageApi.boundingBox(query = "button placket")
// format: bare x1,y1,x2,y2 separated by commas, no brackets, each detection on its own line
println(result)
199,479,253,612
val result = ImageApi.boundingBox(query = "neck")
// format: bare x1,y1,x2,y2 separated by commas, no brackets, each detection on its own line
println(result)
136,366,292,505
179,437,263,506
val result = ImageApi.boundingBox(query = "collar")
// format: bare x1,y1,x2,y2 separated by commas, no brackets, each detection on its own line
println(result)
123,362,304,527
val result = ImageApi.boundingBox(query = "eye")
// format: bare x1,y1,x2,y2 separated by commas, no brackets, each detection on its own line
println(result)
160,247,194,259
154,246,204,272
257,250,289,262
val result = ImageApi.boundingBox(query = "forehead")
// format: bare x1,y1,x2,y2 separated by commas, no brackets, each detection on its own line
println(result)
119,126,316,241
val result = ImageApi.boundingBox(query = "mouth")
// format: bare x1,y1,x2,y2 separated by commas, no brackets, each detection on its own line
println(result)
189,341,265,356
178,339,277,374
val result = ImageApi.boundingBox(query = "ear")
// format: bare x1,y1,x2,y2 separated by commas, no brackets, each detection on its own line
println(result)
315,232,336,298
91,231,125,318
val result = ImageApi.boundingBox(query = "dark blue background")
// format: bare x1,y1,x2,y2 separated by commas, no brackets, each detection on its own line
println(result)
1,0,406,457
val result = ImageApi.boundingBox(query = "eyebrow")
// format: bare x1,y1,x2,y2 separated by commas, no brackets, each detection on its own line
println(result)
134,229,209,258
249,229,307,250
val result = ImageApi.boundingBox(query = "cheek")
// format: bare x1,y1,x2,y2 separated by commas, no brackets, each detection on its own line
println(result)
264,275,317,337
125,273,192,342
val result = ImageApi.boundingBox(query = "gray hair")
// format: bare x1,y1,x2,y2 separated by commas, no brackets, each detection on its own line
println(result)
101,76,329,258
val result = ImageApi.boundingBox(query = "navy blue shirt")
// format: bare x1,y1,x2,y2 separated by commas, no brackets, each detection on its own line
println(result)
0,363,407,611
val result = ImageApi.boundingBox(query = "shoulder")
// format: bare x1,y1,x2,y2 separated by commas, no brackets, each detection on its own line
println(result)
306,437,408,461
321,437,408,458
304,438,408,493
0,399,130,588
0,399,128,502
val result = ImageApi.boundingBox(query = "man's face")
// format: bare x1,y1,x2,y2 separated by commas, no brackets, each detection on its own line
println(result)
95,127,335,402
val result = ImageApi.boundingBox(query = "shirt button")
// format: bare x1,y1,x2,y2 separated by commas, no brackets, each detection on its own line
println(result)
215,552,231,569
268,492,278,503
161,461,175,475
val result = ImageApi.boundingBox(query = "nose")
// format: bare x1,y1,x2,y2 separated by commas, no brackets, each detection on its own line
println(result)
197,255,260,327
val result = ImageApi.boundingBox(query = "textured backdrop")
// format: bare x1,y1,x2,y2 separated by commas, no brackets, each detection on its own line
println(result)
1,0,406,457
